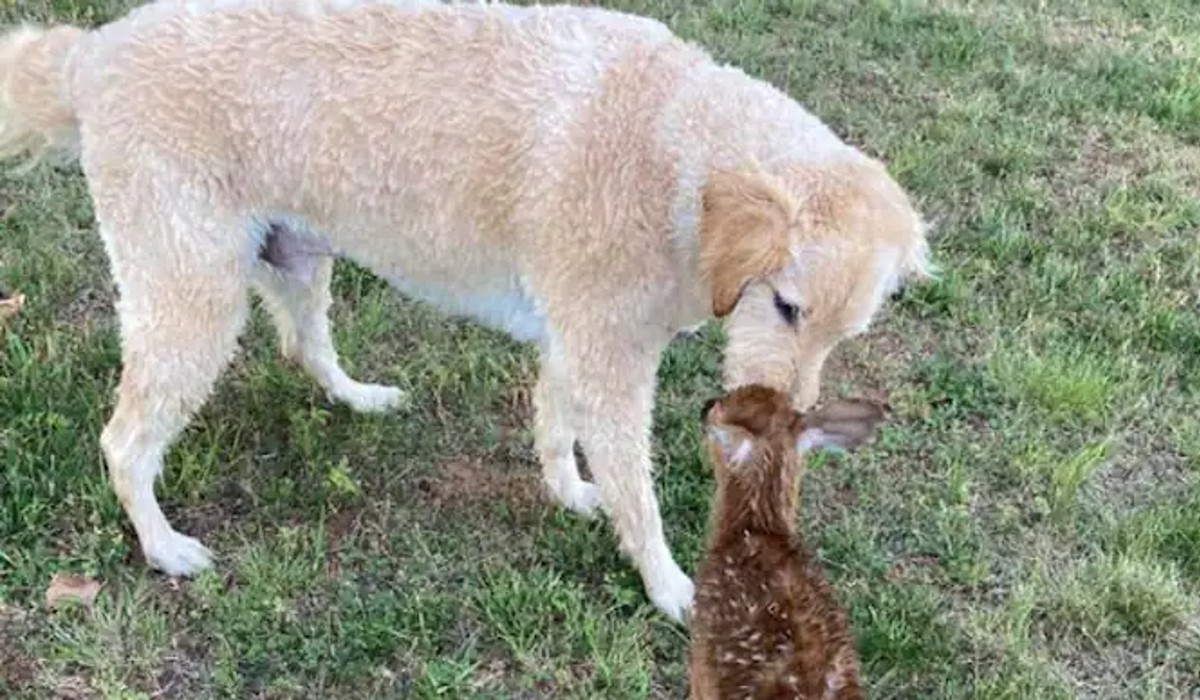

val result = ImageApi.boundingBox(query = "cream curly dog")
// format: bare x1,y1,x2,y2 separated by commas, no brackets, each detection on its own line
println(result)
0,0,930,620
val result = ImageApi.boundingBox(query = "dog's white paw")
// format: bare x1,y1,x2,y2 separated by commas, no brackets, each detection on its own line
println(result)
645,560,695,623
144,531,213,577
545,477,604,518
334,382,406,413
561,480,603,518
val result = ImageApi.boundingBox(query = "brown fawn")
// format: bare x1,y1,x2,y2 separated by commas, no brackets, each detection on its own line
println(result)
689,384,885,700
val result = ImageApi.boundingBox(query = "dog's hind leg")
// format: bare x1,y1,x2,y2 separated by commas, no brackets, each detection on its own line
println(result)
97,202,252,576
253,228,404,413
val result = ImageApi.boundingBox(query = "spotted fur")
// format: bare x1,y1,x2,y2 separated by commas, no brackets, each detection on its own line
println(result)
689,385,884,699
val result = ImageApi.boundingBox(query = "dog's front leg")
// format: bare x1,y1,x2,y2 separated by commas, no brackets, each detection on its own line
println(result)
533,353,602,517
562,339,694,622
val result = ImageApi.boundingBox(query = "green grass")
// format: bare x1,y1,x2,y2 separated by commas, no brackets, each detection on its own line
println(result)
2,0,1199,697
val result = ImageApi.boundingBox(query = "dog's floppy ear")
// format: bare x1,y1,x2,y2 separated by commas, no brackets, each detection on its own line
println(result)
699,170,795,317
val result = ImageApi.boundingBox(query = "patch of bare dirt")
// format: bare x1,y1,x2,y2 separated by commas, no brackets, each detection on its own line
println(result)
1092,434,1198,517
823,323,935,407
45,675,96,700
150,637,211,699
0,604,39,694
54,286,114,330
498,381,535,439
175,480,258,541
833,485,858,507
324,506,362,578
1043,15,1149,53
415,457,543,513
885,553,944,584
1051,125,1200,219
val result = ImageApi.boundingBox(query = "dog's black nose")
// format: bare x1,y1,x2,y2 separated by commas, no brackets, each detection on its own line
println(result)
701,397,718,421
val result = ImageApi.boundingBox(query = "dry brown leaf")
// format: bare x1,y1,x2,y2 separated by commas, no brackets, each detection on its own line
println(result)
45,573,102,610
0,291,24,322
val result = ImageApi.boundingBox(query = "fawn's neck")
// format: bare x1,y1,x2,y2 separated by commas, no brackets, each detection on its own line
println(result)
711,464,799,541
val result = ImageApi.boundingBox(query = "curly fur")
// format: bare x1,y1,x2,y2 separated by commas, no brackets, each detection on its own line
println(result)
0,0,929,622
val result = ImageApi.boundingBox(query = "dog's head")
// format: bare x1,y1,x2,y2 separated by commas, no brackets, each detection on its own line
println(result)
699,158,932,411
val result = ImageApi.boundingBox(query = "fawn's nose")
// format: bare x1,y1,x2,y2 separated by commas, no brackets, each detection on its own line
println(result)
700,397,719,422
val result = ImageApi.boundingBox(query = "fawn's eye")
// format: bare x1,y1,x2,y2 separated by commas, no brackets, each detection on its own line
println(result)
772,291,803,326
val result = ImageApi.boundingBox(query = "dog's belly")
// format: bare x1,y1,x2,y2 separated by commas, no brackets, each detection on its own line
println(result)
257,219,547,343
386,274,547,343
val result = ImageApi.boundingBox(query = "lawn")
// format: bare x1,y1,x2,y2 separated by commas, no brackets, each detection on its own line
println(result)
2,0,1199,697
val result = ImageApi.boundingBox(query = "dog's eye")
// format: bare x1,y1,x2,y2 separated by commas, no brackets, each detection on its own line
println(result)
772,291,803,326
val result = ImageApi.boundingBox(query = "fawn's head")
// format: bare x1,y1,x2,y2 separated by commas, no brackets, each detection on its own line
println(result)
701,385,885,532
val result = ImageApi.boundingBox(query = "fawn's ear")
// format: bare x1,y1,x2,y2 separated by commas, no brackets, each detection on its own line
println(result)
795,399,886,454
706,424,755,466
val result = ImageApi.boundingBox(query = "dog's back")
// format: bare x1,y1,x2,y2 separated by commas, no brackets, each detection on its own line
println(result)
691,386,881,699
58,1,706,296
70,0,688,212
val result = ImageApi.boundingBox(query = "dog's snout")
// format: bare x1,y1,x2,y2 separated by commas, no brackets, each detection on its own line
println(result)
701,397,719,421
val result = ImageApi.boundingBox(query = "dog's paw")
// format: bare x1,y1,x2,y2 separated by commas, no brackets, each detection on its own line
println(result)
646,561,695,624
334,382,406,413
545,477,604,518
561,480,604,518
144,531,213,577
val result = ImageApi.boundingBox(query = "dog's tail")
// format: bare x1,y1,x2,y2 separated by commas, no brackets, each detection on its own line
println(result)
0,24,87,169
